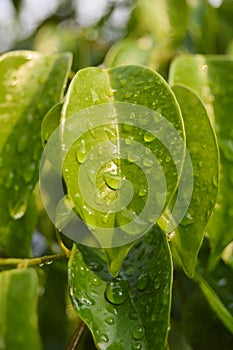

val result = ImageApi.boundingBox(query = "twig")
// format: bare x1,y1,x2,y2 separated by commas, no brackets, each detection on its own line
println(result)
0,253,69,269
56,229,71,257
67,320,86,350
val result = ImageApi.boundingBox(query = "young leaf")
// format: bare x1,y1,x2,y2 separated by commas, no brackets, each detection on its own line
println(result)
0,268,42,350
0,51,72,256
68,225,172,350
168,85,219,277
60,65,184,273
169,55,233,269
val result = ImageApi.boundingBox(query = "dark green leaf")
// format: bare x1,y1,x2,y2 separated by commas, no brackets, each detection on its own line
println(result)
0,50,72,256
168,85,219,277
68,226,172,350
0,268,42,350
195,271,233,334
169,55,233,269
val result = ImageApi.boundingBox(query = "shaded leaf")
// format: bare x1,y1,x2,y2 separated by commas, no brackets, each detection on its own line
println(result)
68,226,172,350
195,271,233,334
169,54,233,269
0,50,72,256
168,85,219,277
0,268,42,350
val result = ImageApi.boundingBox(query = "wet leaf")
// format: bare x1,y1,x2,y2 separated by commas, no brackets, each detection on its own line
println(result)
169,55,233,269
0,268,42,350
0,50,72,256
68,226,172,350
60,65,184,274
168,85,219,277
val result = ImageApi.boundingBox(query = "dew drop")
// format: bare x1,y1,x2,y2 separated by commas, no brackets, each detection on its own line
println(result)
137,272,149,291
9,198,27,220
79,266,87,277
180,212,194,226
104,173,122,190
105,316,115,325
88,261,103,271
143,158,153,167
212,174,218,187
76,139,86,164
138,188,147,197
105,280,128,305
104,126,116,140
129,307,138,320
90,276,101,286
154,279,160,290
133,326,145,340
132,343,142,350
125,91,133,99
144,132,156,143
100,334,109,343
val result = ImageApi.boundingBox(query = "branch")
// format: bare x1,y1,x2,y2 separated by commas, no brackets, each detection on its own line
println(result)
0,252,69,268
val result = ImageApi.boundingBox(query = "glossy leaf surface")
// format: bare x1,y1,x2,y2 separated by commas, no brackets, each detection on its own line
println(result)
60,65,184,272
169,55,233,269
169,85,219,276
0,268,42,350
68,226,172,350
0,50,72,256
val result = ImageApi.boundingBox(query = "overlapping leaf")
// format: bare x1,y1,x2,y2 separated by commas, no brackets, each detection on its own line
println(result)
0,268,42,350
0,51,72,256
169,55,233,269
68,226,172,350
168,85,219,276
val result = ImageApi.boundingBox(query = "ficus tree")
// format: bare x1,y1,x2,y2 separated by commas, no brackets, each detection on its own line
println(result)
0,1,233,350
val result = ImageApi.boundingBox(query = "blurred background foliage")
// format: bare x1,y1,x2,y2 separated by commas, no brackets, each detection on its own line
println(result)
0,0,233,349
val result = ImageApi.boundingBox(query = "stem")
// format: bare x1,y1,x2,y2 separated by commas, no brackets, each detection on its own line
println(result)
0,253,69,269
67,320,86,350
56,229,71,257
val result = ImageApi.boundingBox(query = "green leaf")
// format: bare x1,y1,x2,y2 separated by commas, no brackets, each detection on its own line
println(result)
0,50,72,256
60,65,184,273
41,102,63,146
0,268,42,350
168,85,219,277
195,271,233,334
68,226,172,350
104,38,154,68
137,0,187,47
169,55,233,269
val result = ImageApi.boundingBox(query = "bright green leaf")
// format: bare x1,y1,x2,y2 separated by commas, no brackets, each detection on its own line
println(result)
169,54,233,269
0,268,42,350
0,50,72,256
168,85,219,277
60,65,184,274
68,226,172,350
104,38,154,68
41,102,63,146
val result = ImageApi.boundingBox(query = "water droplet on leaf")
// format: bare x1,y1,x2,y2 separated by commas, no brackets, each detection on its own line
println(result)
105,316,115,325
144,132,156,143
133,326,145,340
104,173,123,190
105,280,128,305
9,197,27,220
137,272,149,291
